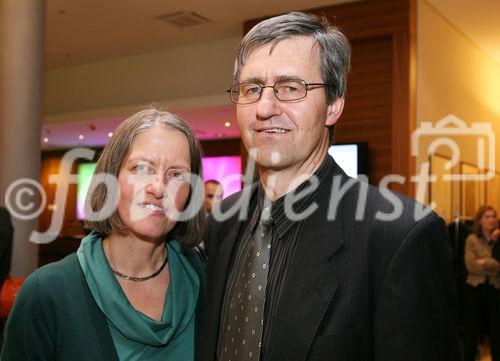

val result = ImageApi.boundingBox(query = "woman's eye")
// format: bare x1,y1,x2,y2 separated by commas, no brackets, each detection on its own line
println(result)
169,171,187,182
133,163,151,174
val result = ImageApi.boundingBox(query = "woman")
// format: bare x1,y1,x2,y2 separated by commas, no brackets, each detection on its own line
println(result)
1,108,206,360
463,205,500,361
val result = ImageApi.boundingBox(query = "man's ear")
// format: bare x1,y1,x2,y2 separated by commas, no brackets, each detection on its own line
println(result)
325,97,345,127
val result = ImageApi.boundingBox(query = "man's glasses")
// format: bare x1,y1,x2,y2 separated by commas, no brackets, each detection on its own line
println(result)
227,79,327,104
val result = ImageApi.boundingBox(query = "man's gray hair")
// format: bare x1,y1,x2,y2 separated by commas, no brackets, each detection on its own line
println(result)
234,11,351,103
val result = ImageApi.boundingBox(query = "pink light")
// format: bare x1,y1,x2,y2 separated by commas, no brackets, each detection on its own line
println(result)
202,156,242,198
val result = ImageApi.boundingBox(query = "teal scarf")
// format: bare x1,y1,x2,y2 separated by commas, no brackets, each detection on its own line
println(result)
77,231,200,361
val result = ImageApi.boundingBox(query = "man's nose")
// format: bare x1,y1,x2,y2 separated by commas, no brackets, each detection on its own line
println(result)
255,86,282,120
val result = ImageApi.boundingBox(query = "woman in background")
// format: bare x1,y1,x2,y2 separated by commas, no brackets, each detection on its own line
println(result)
1,108,206,360
463,205,500,361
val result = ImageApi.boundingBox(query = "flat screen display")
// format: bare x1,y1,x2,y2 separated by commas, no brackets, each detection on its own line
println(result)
76,163,97,220
328,143,368,179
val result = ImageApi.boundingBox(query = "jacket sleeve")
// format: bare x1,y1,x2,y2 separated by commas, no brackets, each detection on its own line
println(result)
204,214,216,261
1,272,56,361
465,234,500,275
373,215,461,361
484,257,500,272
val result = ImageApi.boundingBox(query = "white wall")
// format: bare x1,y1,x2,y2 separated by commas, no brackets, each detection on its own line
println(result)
43,36,241,118
417,1,500,220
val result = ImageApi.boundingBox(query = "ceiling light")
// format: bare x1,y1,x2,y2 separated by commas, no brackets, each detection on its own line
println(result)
78,134,84,140
108,132,113,138
43,137,49,143
224,122,231,128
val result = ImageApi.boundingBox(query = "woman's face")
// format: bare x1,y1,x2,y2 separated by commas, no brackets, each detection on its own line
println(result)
479,209,498,234
116,126,191,242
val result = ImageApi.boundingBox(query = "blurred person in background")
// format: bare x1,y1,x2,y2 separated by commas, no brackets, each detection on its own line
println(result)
204,180,224,214
463,205,500,361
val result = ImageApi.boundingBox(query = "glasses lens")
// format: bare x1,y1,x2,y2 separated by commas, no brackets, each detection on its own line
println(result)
229,85,241,103
274,80,307,101
235,83,262,104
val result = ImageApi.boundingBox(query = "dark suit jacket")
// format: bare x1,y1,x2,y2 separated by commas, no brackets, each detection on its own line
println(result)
0,207,13,290
0,207,13,347
199,159,461,361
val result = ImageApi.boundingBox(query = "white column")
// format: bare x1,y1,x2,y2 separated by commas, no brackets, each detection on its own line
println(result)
0,0,45,276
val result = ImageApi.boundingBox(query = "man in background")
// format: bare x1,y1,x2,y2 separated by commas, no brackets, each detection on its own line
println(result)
204,180,224,214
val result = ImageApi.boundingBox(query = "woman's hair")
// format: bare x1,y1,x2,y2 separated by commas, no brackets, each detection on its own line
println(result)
473,205,497,238
84,106,205,247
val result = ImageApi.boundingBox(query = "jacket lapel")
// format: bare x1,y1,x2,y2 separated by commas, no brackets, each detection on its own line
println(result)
265,159,348,361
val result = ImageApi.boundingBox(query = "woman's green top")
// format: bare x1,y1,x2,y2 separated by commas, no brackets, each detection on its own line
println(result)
77,231,201,361
0,232,205,361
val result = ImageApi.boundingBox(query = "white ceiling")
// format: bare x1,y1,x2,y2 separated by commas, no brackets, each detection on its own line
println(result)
44,0,356,69
41,0,500,149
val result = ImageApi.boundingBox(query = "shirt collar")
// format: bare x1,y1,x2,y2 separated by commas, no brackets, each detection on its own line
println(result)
255,155,332,238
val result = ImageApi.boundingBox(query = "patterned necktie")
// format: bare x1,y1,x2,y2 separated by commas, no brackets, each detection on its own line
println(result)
220,208,273,361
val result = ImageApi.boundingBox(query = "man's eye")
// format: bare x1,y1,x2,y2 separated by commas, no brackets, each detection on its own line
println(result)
278,82,300,93
242,85,261,95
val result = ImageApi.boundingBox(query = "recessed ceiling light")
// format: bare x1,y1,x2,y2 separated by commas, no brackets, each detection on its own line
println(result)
108,132,113,138
43,137,49,143
224,122,231,128
78,134,84,140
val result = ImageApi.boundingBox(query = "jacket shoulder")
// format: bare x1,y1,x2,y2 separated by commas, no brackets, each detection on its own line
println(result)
21,253,83,302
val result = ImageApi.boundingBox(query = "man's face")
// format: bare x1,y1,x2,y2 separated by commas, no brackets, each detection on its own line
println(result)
204,182,224,213
236,36,344,174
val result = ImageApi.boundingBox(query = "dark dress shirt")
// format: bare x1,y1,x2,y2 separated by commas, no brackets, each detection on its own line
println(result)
218,159,329,359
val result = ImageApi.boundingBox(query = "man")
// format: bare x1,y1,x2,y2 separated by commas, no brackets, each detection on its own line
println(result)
200,12,460,361
204,180,224,213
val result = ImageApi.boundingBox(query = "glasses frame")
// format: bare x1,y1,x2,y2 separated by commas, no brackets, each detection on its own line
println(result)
227,79,327,104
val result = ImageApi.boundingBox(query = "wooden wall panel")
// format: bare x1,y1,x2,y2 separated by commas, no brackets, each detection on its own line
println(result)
38,151,84,235
336,36,393,186
201,138,241,157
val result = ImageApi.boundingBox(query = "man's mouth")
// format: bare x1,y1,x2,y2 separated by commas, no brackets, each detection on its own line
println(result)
257,128,289,133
